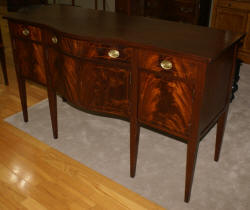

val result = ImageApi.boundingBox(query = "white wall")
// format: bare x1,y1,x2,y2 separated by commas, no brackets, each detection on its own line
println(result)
48,0,115,11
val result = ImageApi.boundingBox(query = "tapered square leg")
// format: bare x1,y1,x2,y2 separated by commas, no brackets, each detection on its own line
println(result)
214,109,229,162
185,140,199,203
0,47,8,85
130,120,140,177
48,90,58,139
16,77,28,122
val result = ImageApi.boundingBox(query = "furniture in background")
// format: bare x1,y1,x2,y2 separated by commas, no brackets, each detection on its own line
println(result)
211,0,250,100
7,0,48,11
52,0,75,6
7,0,106,11
211,0,250,63
115,0,212,26
5,5,243,202
0,28,8,85
95,0,106,10
52,0,106,10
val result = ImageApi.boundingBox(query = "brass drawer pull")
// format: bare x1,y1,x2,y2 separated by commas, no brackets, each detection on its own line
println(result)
51,36,58,44
160,60,173,70
108,49,120,58
22,29,30,36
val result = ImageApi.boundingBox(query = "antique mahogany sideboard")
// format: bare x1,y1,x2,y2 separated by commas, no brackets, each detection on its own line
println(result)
4,5,243,202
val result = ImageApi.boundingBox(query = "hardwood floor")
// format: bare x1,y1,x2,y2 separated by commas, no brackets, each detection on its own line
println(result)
0,6,164,210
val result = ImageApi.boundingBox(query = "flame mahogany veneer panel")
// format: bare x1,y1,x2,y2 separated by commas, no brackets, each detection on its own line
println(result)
60,36,133,64
47,46,130,117
45,30,133,63
139,71,194,138
138,50,199,80
84,62,130,117
15,39,46,85
8,16,239,142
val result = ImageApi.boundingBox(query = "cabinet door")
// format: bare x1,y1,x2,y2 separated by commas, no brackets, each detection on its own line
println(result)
84,62,130,118
47,47,130,118
138,71,194,137
47,47,87,108
213,7,247,33
15,39,46,85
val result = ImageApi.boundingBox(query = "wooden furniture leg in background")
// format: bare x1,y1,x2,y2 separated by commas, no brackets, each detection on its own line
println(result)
103,0,106,11
95,0,106,10
53,0,74,6
95,0,98,10
0,30,8,85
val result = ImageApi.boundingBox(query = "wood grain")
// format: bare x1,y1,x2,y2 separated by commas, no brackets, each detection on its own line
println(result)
138,50,199,80
9,22,42,42
4,5,244,62
0,45,164,210
4,5,243,202
84,62,130,117
15,39,46,85
210,0,250,63
139,71,194,138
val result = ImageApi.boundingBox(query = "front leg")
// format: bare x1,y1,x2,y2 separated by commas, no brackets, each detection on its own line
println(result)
17,76,28,122
130,119,140,177
185,139,200,202
48,89,58,139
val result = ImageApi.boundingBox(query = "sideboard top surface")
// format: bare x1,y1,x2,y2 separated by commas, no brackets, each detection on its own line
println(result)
4,5,244,62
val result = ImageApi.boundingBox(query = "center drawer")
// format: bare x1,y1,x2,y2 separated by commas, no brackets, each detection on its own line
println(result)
45,31,132,63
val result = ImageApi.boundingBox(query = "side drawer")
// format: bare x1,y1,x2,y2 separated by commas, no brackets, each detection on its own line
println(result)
9,22,42,42
45,31,132,63
138,50,198,81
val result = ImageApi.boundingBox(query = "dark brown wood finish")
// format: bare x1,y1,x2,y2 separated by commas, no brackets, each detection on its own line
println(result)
130,49,140,177
7,0,48,12
115,0,212,26
8,22,46,85
0,28,8,85
4,5,243,202
8,37,28,122
215,44,239,162
4,5,243,61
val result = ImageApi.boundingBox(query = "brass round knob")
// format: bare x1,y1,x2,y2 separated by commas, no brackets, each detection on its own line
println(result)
22,29,30,36
160,60,173,70
108,49,120,58
51,36,58,44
